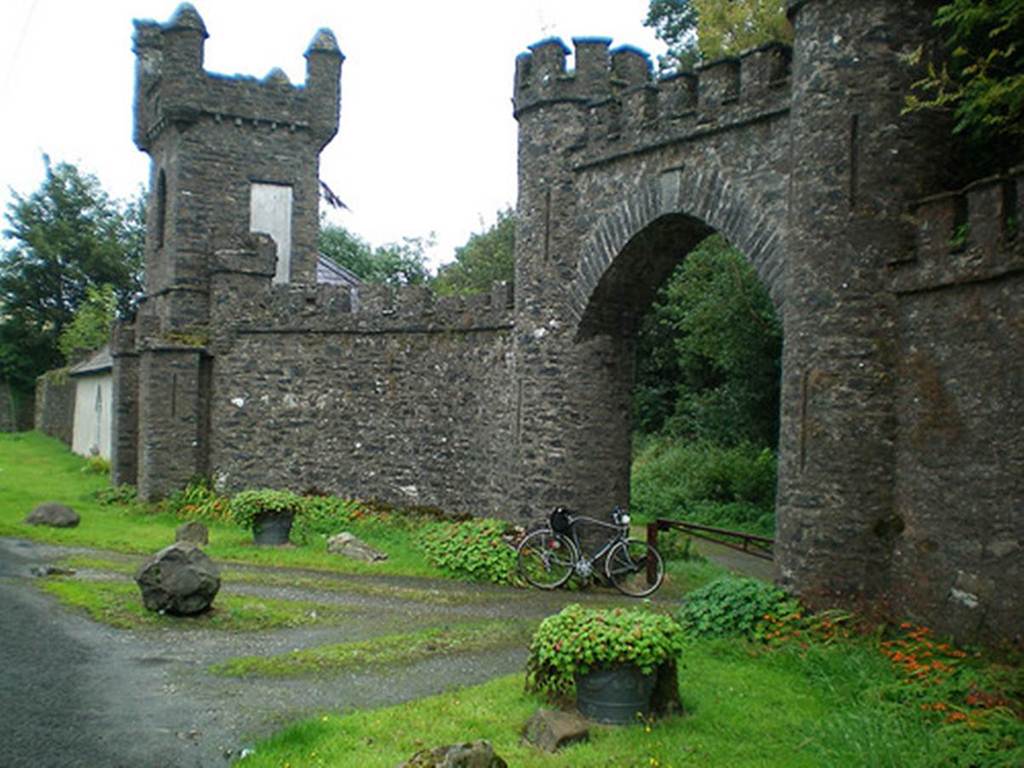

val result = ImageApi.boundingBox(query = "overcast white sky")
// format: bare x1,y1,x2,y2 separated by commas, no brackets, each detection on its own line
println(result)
0,0,665,269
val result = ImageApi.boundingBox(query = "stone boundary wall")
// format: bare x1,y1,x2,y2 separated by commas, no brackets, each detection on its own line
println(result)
0,382,34,432
34,372,74,446
205,279,518,515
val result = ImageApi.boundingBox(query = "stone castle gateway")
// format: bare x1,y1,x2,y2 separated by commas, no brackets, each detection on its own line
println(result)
112,1,1021,643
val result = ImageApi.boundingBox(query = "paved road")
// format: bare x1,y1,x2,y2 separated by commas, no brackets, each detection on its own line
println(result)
1,538,223,767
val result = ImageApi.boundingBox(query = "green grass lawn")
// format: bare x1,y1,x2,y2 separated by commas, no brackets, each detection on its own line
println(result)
237,639,1000,768
39,577,354,631
0,432,442,578
5,431,1019,767
211,619,537,677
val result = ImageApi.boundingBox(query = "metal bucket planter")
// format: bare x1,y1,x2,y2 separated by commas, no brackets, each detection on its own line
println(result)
575,664,656,724
252,510,294,545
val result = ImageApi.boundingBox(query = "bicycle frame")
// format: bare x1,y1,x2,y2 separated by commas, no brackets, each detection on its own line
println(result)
560,512,629,577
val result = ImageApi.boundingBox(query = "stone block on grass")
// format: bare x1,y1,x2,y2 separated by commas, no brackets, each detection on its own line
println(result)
522,708,589,752
25,502,80,528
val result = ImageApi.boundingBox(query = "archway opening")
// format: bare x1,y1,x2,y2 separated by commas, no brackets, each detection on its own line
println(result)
578,213,783,543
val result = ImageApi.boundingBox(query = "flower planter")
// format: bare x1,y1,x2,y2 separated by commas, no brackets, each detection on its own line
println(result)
575,664,656,724
252,510,294,545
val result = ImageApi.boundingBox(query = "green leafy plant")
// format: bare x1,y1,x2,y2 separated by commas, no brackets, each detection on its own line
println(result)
163,478,232,523
94,483,138,506
656,530,705,562
420,518,517,584
879,623,1024,763
631,438,777,535
676,575,798,640
291,495,361,545
526,604,687,700
229,488,304,530
81,455,111,475
903,0,1024,171
949,221,970,251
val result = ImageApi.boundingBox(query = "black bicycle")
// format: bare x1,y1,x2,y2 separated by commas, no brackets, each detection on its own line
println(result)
516,506,664,597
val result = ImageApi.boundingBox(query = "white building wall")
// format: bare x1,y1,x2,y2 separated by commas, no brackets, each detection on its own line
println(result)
249,183,293,284
72,373,113,459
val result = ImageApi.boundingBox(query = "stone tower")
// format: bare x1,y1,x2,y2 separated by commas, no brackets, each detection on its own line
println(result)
775,0,952,605
113,3,343,498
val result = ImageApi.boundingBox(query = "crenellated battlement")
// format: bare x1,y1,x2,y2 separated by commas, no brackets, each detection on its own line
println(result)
890,167,1023,293
514,37,791,157
233,281,514,333
210,245,514,336
132,3,342,151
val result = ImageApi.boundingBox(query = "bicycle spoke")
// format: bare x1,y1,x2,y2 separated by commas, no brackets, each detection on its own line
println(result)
517,529,575,589
606,539,664,597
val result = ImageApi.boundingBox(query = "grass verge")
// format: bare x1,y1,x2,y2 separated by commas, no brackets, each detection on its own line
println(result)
0,432,441,578
59,553,512,606
38,577,353,631
236,638,999,768
211,619,536,677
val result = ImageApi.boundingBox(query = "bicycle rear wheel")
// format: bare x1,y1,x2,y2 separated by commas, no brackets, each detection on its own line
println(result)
606,539,664,597
516,529,576,589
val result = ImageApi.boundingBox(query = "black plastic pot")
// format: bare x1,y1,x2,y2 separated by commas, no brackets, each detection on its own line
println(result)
576,664,656,724
252,510,294,545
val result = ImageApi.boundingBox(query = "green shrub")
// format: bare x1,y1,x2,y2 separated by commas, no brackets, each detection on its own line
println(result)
657,530,705,562
526,604,687,700
291,495,361,545
82,455,111,475
163,478,232,523
229,488,304,530
420,518,517,584
94,484,138,506
676,575,798,641
631,437,776,534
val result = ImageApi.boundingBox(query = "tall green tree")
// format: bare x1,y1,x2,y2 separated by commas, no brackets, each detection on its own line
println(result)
645,0,791,68
634,235,782,448
58,283,118,361
0,158,143,390
433,208,515,296
318,222,430,286
904,0,1024,174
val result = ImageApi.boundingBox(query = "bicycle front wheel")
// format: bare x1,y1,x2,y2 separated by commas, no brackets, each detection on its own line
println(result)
516,529,576,589
606,539,664,597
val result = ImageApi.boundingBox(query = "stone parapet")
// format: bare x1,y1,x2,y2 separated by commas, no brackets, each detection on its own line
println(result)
890,169,1024,293
514,37,791,165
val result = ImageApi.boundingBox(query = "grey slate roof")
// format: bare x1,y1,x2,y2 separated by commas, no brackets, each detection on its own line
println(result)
68,345,113,376
317,253,362,287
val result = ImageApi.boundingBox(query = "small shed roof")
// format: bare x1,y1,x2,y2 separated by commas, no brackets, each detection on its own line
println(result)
317,253,363,287
68,345,113,377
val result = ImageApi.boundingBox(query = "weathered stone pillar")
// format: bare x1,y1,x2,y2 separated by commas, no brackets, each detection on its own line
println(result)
110,324,139,486
137,346,209,500
776,0,949,603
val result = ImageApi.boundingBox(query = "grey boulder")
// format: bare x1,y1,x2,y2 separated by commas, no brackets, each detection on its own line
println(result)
175,520,209,545
522,709,589,752
135,542,221,615
327,531,388,562
397,740,507,768
25,502,80,528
